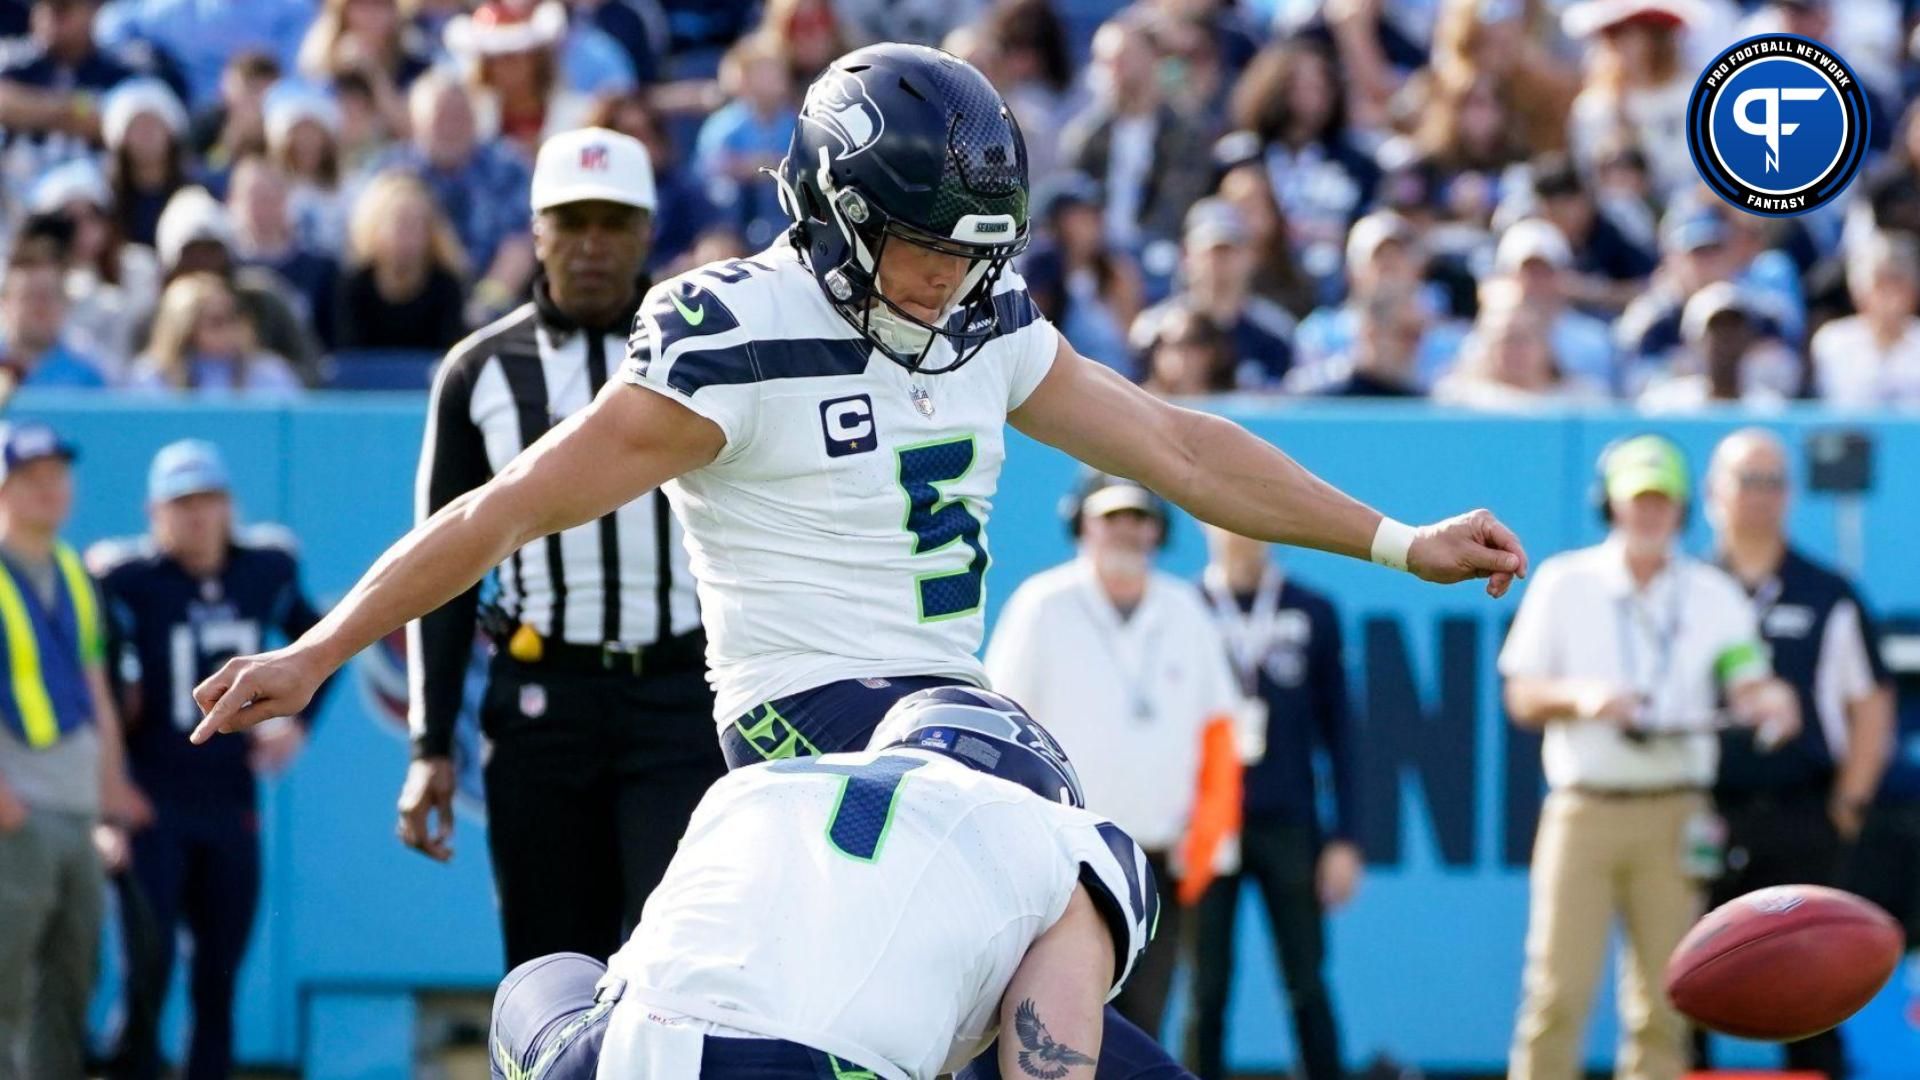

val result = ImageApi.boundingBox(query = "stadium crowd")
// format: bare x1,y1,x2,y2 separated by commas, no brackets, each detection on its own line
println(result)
0,0,1915,406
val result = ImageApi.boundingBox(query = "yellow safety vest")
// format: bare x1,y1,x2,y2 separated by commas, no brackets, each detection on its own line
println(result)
0,543,101,748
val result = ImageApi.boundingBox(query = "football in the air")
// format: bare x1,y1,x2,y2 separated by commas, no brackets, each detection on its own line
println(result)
1665,885,1905,1041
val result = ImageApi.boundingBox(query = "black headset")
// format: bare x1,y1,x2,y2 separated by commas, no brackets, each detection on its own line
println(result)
1059,471,1173,549
1593,433,1693,525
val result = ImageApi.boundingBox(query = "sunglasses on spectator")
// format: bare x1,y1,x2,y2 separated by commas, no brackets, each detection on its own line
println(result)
1736,471,1787,492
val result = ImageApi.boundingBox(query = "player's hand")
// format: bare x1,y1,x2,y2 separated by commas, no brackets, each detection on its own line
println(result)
397,757,457,862
1406,510,1528,598
0,783,27,834
92,824,131,874
191,647,326,745
248,717,309,776
102,773,153,830
1574,682,1644,726
1317,841,1363,910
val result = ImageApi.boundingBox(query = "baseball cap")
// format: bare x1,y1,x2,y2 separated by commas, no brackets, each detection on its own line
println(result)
1661,203,1730,254
531,128,657,214
1495,218,1573,273
1079,477,1164,519
1034,171,1102,221
0,422,78,486
1562,0,1699,38
1346,210,1417,268
148,440,231,503
155,186,236,268
1604,434,1690,504
101,77,187,154
1183,197,1246,251
1680,281,1756,342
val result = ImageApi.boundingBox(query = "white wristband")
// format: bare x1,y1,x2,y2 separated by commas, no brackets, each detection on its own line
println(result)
1370,517,1416,572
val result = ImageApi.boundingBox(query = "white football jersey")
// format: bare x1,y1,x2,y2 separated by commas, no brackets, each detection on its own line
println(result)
598,749,1156,1080
619,244,1059,724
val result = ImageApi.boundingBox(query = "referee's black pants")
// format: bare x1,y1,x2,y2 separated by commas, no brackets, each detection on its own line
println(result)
481,655,726,969
1697,785,1847,1078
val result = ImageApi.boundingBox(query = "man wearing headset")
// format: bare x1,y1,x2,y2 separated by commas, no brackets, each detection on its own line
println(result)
984,473,1243,1041
1499,435,1800,1080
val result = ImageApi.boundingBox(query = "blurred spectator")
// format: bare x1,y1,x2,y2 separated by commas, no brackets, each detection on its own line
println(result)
758,0,846,85
1063,16,1216,253
1225,36,1379,281
0,242,109,389
1398,0,1576,156
102,77,190,246
1140,302,1236,396
1810,232,1920,408
1720,208,1806,345
584,90,715,271
1637,282,1793,411
92,0,312,108
569,0,665,87
1562,0,1697,202
1522,152,1657,312
1502,434,1795,1080
1491,218,1618,389
29,158,161,375
0,0,141,192
1215,159,1317,318
985,474,1242,1041
1151,13,1230,129
1698,428,1894,1080
329,70,395,173
1023,172,1142,376
361,70,537,324
1187,525,1356,1080
975,0,1078,184
693,32,797,250
833,0,983,52
129,271,302,396
1293,210,1463,386
1435,285,1606,408
296,0,433,115
0,420,147,1080
1410,75,1527,231
1132,198,1296,390
228,154,339,345
446,1,595,157
334,170,468,352
265,82,350,257
150,185,321,382
1617,202,1782,382
1298,280,1428,397
188,50,277,183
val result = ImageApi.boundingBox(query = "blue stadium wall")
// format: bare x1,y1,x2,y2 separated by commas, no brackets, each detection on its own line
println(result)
23,392,1920,1078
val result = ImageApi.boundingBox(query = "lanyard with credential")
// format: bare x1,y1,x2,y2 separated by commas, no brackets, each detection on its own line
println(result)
1203,565,1285,696
1616,576,1685,736
1072,584,1158,723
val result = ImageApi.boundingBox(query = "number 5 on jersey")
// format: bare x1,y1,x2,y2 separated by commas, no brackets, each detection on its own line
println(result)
897,437,988,622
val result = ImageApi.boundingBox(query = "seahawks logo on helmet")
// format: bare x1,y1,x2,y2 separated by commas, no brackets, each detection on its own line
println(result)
802,71,886,158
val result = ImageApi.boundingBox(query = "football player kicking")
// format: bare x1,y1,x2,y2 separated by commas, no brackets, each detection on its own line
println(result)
488,688,1165,1080
191,43,1526,1077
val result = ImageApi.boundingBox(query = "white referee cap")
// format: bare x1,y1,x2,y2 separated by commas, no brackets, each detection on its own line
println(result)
531,128,657,214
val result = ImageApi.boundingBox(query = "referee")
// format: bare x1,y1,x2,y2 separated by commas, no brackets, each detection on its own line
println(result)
398,127,723,969
1699,428,1893,1079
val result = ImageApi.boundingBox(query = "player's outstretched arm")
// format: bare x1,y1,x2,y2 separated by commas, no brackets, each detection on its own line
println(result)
999,886,1112,1080
1010,336,1527,596
190,384,724,744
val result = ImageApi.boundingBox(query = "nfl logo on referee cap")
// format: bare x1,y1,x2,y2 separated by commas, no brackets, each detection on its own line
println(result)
1686,33,1869,217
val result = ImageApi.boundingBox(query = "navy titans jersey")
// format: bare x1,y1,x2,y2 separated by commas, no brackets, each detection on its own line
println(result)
92,526,332,806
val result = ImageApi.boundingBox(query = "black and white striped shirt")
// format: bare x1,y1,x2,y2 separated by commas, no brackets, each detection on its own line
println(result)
407,282,699,757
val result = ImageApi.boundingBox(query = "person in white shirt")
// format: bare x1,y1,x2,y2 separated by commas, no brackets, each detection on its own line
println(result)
1501,433,1799,1080
985,474,1243,1042
1810,231,1920,409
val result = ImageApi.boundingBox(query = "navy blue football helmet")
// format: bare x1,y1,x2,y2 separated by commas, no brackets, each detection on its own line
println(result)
774,43,1031,374
869,686,1084,808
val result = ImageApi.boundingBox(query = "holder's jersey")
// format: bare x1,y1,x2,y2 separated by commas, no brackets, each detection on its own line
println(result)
619,244,1058,723
599,749,1157,1080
